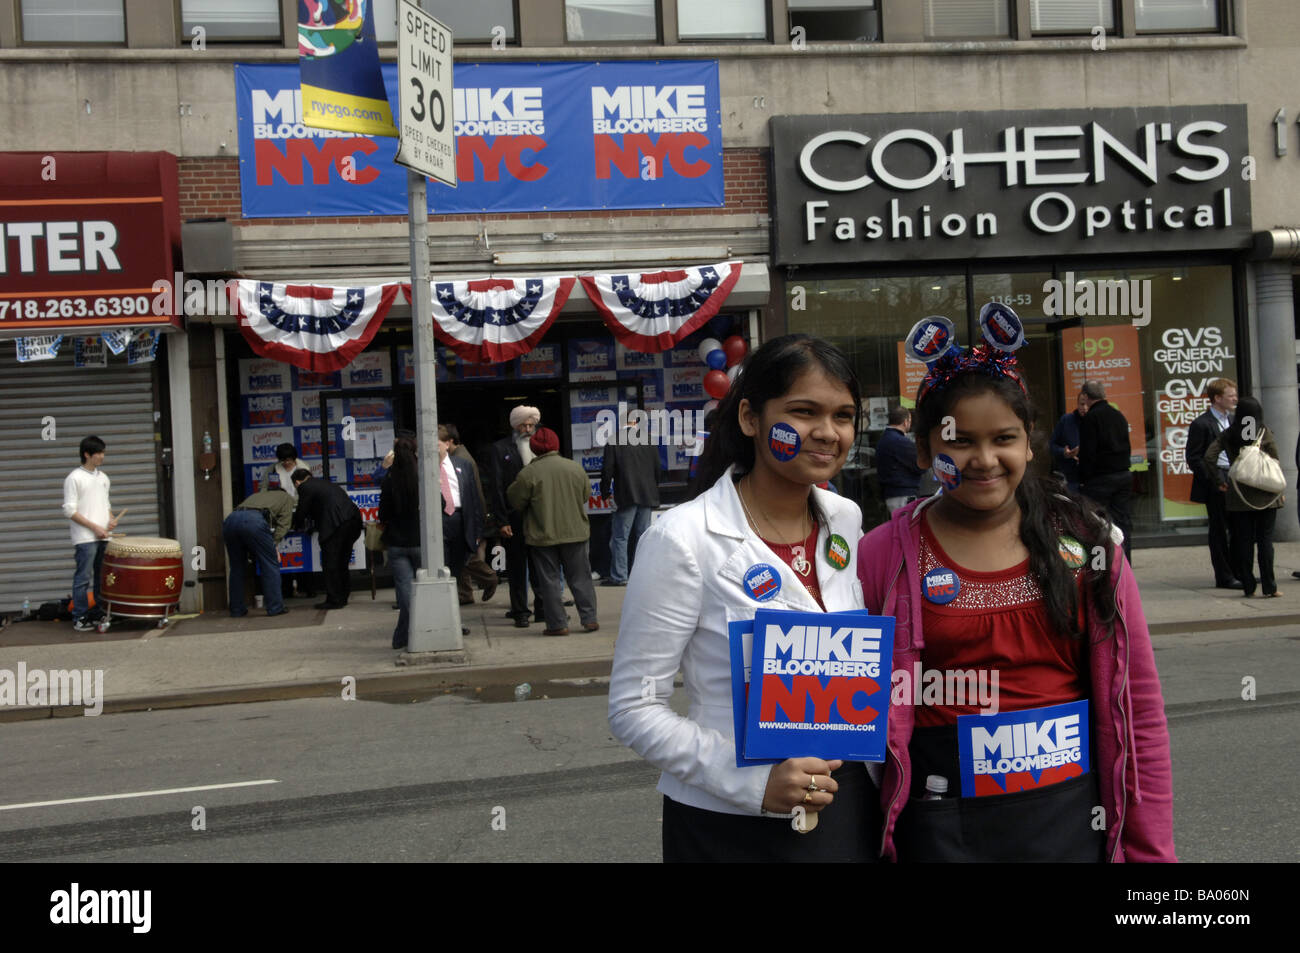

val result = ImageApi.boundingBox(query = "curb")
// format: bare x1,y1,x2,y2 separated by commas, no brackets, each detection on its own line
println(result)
1147,612,1300,635
0,656,617,723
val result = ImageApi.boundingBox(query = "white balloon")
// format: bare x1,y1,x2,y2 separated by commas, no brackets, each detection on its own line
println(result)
697,337,722,363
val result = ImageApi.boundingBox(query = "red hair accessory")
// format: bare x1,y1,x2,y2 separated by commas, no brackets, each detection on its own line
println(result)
917,345,1027,403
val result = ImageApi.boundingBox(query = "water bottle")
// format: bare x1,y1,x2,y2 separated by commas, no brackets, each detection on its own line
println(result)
921,775,949,800
23,598,30,616
513,682,531,702
202,430,213,454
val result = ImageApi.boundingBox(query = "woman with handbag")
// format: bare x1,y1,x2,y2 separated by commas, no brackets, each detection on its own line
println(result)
1203,396,1286,598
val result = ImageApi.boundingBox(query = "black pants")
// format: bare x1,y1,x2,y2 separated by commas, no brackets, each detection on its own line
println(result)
1206,470,1238,584
1082,471,1133,560
443,509,469,579
1229,507,1277,596
503,517,542,621
529,541,598,631
320,515,362,607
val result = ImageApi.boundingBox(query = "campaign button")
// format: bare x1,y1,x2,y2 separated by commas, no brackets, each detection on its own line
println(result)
904,315,957,365
923,566,960,605
978,301,1026,352
768,423,801,462
932,453,961,491
1058,534,1086,569
824,533,851,571
743,563,782,602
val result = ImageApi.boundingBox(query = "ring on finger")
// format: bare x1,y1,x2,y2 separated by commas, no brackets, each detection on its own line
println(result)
803,791,813,804
806,776,820,792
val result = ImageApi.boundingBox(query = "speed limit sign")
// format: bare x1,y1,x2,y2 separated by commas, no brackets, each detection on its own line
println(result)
395,0,456,186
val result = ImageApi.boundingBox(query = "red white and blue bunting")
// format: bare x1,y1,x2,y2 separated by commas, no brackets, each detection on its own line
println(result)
235,280,400,373
413,276,576,364
579,260,743,353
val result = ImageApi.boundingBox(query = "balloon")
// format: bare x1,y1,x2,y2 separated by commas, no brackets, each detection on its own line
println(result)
705,348,727,370
726,364,740,382
703,369,731,400
696,337,722,363
722,335,747,367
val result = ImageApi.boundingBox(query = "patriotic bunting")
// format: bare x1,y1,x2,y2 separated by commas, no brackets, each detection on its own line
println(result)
235,280,400,373
580,261,743,354
416,276,576,365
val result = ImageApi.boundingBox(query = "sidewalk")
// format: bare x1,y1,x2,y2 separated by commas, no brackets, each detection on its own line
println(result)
3,541,1300,720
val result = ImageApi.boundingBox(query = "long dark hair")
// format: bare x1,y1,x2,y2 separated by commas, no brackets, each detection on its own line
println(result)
690,334,862,498
389,434,419,516
914,371,1117,639
1225,396,1264,455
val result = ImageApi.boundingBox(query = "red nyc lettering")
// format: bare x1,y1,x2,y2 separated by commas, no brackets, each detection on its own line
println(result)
456,136,548,182
255,139,380,186
770,436,797,456
760,675,880,725
280,551,304,568
594,133,711,179
972,762,1082,797
357,506,378,520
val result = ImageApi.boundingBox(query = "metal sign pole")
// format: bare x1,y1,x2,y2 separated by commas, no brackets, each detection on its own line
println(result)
406,170,461,652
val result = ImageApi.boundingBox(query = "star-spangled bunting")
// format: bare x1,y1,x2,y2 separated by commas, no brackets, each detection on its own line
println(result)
410,276,576,364
579,260,743,353
234,280,400,372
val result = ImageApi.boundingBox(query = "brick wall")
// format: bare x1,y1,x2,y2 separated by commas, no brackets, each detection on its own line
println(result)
178,149,768,226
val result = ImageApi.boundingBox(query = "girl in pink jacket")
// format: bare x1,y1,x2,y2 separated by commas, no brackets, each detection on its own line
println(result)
857,316,1175,862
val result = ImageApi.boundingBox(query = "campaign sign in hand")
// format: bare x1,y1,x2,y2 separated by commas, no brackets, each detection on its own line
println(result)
728,620,781,769
958,699,1089,797
743,608,894,762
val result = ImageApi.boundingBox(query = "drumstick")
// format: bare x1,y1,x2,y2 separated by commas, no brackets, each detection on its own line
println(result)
113,508,128,521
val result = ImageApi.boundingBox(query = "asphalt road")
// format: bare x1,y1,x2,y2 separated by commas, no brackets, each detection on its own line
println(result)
1,624,1297,863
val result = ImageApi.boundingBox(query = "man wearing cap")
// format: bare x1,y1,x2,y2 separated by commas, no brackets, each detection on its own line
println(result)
488,405,545,628
223,478,294,618
507,427,599,636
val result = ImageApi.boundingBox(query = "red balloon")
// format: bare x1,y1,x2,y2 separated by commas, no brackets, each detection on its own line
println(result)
723,335,747,367
703,369,731,400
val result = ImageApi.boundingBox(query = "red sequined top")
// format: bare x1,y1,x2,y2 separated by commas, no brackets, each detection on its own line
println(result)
915,513,1088,727
761,524,824,610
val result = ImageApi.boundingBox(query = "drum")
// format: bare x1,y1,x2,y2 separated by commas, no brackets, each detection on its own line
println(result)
100,536,184,625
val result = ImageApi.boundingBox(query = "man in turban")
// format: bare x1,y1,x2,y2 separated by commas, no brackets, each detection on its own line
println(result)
507,427,599,636
488,405,545,627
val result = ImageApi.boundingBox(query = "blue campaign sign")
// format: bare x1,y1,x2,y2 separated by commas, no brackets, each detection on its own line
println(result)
236,61,723,218
744,608,894,763
728,620,781,769
958,699,1090,798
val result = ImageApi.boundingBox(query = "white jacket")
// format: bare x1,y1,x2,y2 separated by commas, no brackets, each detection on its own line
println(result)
608,468,868,816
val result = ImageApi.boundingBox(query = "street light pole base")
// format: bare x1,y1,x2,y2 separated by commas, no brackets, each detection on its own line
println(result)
407,570,463,653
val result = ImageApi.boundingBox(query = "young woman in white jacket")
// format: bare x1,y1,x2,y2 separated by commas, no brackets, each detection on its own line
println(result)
608,335,878,862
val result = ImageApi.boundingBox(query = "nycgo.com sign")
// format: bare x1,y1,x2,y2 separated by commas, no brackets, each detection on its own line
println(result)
771,105,1251,265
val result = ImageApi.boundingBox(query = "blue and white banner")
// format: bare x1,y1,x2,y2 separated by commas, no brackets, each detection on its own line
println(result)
417,275,576,364
236,61,723,217
581,261,742,353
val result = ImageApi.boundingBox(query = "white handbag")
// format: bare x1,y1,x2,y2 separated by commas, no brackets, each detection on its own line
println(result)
1227,431,1286,505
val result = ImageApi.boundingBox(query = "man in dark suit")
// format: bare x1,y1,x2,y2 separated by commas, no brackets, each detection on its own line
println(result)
1077,381,1134,561
291,469,362,610
446,424,498,606
1185,378,1241,588
487,405,544,628
438,424,486,581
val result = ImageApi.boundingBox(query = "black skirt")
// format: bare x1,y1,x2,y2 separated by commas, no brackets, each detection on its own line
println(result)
661,762,881,863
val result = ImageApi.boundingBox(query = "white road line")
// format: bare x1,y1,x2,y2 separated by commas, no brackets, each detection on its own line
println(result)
0,779,280,812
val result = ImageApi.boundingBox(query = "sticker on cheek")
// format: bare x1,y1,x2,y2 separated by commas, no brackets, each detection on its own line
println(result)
768,422,801,461
933,453,961,491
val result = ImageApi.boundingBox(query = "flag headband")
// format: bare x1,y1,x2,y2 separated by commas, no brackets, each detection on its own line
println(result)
907,303,1029,403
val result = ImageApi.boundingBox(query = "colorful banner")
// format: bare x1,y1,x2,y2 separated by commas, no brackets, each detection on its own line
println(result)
418,275,575,364
1060,325,1148,467
1150,324,1237,519
15,335,63,362
297,0,398,137
581,261,742,353
236,61,723,217
514,343,561,379
235,280,400,373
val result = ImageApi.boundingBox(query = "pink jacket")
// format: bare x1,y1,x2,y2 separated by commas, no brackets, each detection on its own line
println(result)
857,498,1176,862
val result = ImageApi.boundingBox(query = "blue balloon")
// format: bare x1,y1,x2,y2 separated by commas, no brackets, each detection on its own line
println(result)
706,348,727,370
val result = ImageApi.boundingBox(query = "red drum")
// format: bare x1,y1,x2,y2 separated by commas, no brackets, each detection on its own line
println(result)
101,536,183,622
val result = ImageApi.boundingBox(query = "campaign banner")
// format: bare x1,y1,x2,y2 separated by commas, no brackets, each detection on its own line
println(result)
348,487,383,522
616,342,664,371
515,343,562,379
571,382,619,409
728,619,781,768
578,450,605,474
296,0,398,138
568,338,616,376
243,425,295,466
345,396,392,420
242,358,290,394
620,369,665,403
237,60,723,218
744,608,893,762
585,477,614,515
663,341,706,367
1150,324,1237,519
344,351,391,388
1060,325,1147,467
295,425,339,459
292,391,338,427
666,366,705,401
958,699,1089,797
292,366,341,390
276,532,313,573
453,357,507,382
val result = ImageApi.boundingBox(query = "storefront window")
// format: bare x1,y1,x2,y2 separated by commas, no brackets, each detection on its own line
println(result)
1029,0,1116,33
787,1,880,42
22,0,124,43
1135,0,1220,33
922,0,1011,39
566,0,658,42
373,0,517,44
678,0,768,41
182,0,281,42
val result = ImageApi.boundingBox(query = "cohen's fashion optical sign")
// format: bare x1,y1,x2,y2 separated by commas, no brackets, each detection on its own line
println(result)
771,105,1251,265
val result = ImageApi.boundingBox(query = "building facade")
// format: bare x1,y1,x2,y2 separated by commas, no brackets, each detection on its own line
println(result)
1,0,1296,612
